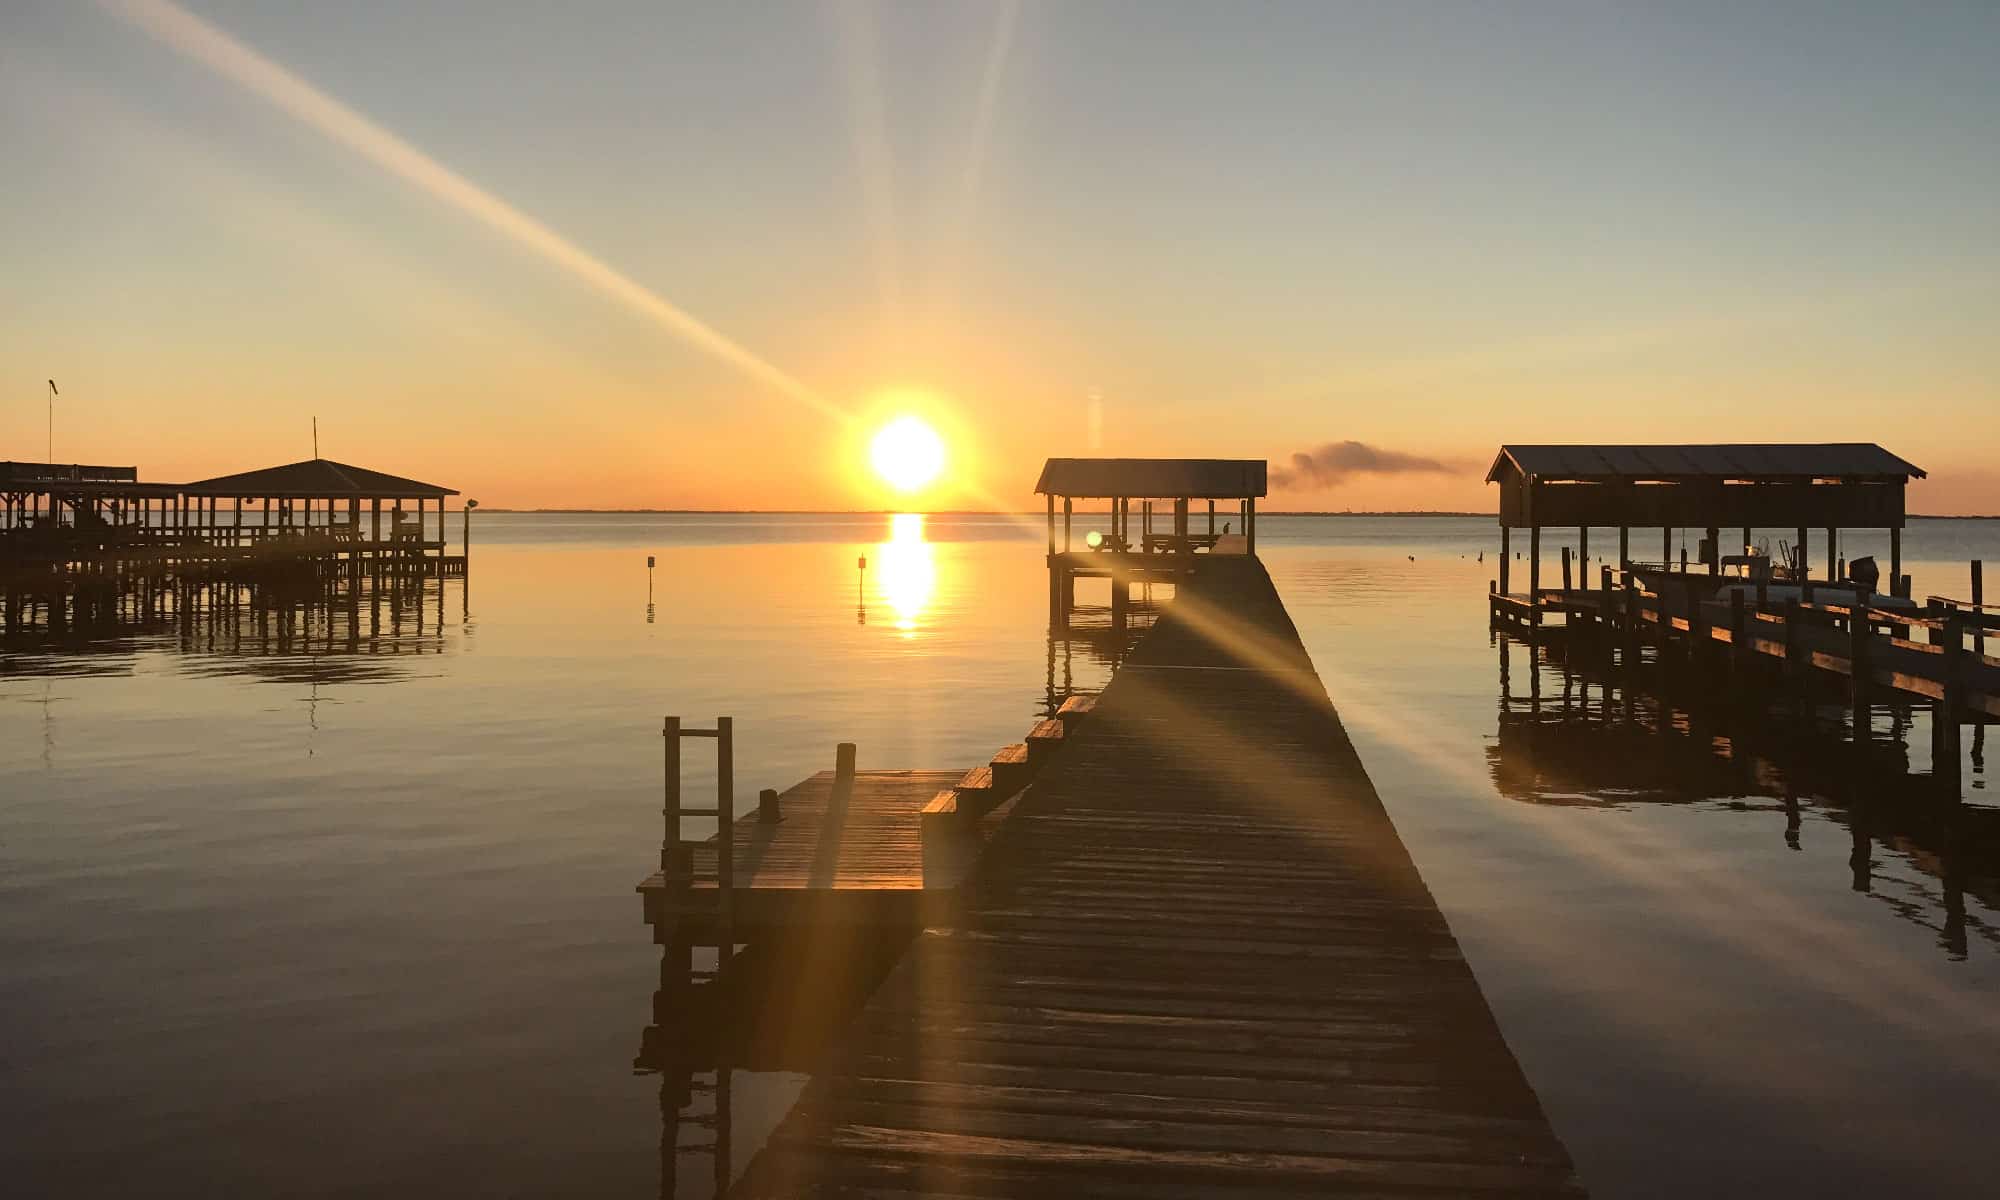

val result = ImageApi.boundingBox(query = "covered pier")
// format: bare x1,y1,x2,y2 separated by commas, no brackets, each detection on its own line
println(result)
1036,456,1266,632
2,456,466,579
1487,442,1926,629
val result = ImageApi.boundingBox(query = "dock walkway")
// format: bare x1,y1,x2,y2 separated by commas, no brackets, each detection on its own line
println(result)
738,556,1580,1197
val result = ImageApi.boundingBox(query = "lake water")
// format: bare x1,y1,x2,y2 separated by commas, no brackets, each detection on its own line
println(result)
4,513,1998,1197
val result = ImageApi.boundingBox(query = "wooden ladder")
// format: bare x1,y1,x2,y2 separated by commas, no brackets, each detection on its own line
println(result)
662,715,735,930
658,715,736,1196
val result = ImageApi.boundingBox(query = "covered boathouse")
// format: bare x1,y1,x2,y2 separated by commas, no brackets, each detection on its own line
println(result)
1035,457,1266,631
1,456,463,577
1486,442,1926,627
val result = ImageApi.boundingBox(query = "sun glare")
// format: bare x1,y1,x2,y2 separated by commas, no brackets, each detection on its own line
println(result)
869,416,946,494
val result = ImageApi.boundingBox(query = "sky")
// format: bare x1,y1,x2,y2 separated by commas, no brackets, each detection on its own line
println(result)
2,1,1997,512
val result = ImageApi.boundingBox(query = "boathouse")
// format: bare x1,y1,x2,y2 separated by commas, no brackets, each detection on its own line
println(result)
181,458,458,552
2,456,463,577
1487,443,1925,610
1035,457,1267,629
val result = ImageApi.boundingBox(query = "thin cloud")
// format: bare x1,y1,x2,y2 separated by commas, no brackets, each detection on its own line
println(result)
1270,441,1455,490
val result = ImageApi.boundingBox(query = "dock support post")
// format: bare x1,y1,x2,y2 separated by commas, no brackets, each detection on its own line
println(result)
1529,525,1541,617
1245,498,1256,555
1662,526,1670,566
1619,526,1629,569
1705,526,1720,573
1561,546,1572,592
1826,527,1838,583
1937,609,1963,796
717,718,734,908
1849,605,1870,742
1889,527,1903,597
1578,526,1588,585
662,716,683,876
1731,590,1747,677
1973,560,1985,657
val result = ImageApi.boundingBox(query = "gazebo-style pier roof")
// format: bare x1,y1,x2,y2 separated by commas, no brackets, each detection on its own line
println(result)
1035,456,1268,631
182,457,456,500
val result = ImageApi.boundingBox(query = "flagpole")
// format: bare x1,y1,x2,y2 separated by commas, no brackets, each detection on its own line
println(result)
47,379,56,465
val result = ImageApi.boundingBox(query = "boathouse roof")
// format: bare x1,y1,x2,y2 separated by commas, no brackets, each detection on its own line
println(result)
1035,458,1267,499
1486,443,1924,484
182,458,457,499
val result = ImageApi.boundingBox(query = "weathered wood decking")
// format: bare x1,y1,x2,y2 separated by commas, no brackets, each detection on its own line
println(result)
737,556,1580,1196
640,769,964,940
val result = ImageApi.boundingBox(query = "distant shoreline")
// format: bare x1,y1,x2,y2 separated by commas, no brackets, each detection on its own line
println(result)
472,508,2000,519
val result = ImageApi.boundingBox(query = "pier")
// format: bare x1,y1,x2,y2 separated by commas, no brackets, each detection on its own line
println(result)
2,457,468,582
732,553,1580,1196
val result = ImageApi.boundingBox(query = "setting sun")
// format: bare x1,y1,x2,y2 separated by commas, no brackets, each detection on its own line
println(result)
868,416,946,494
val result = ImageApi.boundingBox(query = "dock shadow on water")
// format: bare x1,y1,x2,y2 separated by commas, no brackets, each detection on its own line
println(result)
1495,633,1995,960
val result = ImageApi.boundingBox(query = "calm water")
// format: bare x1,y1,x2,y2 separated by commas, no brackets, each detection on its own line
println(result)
4,513,1998,1197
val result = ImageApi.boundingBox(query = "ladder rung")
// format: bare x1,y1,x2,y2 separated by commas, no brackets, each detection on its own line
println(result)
678,728,722,739
676,807,725,817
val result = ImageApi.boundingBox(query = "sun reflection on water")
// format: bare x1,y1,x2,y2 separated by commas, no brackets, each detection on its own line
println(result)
877,513,936,634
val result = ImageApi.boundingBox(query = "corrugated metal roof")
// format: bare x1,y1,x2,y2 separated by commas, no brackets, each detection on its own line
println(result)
1035,458,1268,498
182,458,457,498
1486,443,1924,483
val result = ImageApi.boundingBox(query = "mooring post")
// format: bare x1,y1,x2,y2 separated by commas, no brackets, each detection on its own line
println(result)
758,787,780,823
834,741,856,801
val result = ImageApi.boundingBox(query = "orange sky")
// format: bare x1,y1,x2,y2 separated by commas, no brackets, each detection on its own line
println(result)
4,2,1996,513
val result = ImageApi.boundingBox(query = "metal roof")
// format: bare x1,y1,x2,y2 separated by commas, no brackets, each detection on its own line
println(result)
1035,458,1267,499
182,458,457,498
1486,443,1924,484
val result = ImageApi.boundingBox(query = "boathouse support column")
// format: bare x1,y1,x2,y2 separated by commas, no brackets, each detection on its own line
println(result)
1826,527,1838,582
1045,494,1054,555
1662,526,1671,566
1062,498,1071,551
1890,527,1903,597
1246,498,1256,555
1529,525,1542,604
1578,526,1588,585
1796,526,1808,578
1619,526,1629,569
1706,526,1720,573
1499,526,1511,594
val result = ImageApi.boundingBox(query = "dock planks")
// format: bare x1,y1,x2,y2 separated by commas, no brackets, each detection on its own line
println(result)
639,769,961,937
736,556,1581,1196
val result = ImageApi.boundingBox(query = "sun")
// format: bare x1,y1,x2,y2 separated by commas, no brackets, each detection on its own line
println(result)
869,415,946,494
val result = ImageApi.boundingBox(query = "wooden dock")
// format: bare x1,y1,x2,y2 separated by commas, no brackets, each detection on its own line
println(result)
639,768,964,939
735,556,1581,1197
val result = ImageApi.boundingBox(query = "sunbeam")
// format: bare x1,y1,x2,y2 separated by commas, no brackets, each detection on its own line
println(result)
103,0,848,425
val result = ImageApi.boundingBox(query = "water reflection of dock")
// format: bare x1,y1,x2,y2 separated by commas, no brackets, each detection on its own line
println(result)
1494,635,1998,960
2,568,456,683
